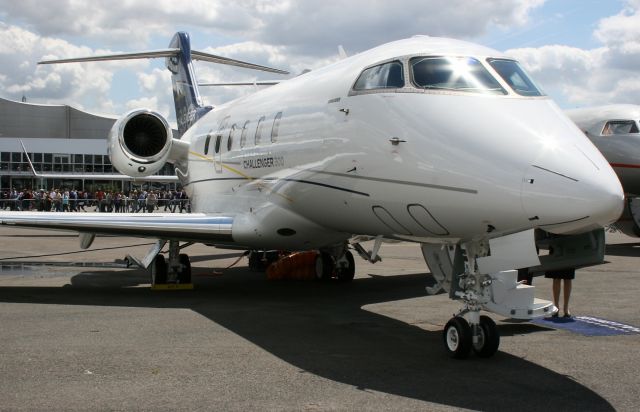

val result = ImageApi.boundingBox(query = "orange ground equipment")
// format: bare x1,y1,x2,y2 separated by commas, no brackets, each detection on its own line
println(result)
266,251,320,280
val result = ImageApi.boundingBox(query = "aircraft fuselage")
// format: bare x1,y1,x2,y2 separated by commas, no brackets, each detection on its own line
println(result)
180,37,623,250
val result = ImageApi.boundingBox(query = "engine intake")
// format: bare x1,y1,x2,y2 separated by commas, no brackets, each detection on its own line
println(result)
108,109,173,177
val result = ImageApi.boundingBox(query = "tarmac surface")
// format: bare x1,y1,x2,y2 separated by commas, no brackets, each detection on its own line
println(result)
0,225,639,411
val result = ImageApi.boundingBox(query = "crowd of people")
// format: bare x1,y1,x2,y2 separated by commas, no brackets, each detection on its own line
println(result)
0,188,190,213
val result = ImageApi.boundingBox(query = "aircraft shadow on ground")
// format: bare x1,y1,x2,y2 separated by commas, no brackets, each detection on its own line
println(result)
604,242,640,257
0,266,613,411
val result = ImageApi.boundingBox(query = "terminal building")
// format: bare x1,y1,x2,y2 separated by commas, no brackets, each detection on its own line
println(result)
0,96,176,193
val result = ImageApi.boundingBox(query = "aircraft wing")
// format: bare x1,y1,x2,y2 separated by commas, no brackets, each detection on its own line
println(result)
0,212,233,243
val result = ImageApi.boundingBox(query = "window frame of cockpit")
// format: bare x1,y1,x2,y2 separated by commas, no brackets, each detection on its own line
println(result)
486,58,545,97
601,120,640,136
349,59,407,96
349,54,550,99
409,55,507,96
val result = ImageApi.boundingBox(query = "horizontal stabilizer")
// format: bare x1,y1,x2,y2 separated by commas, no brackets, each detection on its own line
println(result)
198,81,281,87
39,48,289,75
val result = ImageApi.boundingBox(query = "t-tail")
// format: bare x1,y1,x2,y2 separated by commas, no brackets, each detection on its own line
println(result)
39,31,289,137
167,32,211,135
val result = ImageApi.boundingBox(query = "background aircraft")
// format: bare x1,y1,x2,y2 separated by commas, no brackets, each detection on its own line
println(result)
0,32,624,359
566,105,640,237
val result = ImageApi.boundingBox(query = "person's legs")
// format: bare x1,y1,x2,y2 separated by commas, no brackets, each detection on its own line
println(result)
552,278,561,315
563,279,572,317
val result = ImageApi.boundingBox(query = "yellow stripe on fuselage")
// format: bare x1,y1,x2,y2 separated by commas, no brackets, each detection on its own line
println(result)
188,151,293,203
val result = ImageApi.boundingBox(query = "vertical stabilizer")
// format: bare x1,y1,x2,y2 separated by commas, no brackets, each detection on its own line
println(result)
167,32,212,136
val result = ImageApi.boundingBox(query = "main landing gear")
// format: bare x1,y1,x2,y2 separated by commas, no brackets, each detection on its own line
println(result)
149,240,192,288
443,241,500,359
315,245,356,282
248,243,356,282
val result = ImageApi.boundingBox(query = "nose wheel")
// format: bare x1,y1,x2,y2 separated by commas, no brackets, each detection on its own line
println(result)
443,240,501,358
444,317,472,358
472,315,500,357
443,315,499,359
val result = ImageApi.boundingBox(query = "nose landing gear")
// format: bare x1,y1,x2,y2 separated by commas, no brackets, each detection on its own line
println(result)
444,314,500,359
443,241,500,359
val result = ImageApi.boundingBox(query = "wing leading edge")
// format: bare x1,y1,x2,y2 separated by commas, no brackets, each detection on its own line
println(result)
0,212,233,243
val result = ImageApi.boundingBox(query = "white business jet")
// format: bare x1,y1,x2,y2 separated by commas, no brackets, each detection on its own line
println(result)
0,33,624,358
566,105,640,236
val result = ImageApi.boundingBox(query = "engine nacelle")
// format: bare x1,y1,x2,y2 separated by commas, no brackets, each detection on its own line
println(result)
108,109,173,177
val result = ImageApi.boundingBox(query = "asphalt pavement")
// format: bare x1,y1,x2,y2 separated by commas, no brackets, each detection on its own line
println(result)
0,226,638,411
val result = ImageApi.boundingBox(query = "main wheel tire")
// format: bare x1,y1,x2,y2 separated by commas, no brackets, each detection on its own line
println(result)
336,250,355,282
151,255,168,285
314,252,334,281
178,253,192,284
443,317,472,359
472,315,500,358
248,251,264,272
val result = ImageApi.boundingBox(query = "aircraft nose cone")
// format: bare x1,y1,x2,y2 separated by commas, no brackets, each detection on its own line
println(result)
521,160,624,234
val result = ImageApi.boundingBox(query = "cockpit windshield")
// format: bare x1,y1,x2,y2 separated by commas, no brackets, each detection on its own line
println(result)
487,59,544,97
602,120,639,135
410,56,506,95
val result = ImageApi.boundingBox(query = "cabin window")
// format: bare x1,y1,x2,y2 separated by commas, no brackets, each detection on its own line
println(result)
411,56,506,95
240,120,250,148
228,124,237,151
271,112,283,142
487,58,544,96
255,116,266,145
214,134,222,154
204,133,212,155
602,120,639,135
353,61,404,90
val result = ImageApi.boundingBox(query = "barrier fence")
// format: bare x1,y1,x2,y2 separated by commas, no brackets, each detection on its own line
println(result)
0,198,191,213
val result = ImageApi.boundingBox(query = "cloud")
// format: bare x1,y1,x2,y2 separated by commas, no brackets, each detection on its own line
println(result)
0,0,547,118
507,1,640,107
0,0,545,52
0,23,110,108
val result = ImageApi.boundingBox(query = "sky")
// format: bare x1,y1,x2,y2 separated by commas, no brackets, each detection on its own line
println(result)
0,0,638,124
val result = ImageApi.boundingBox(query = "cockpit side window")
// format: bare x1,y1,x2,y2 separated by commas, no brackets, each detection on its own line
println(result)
487,58,544,97
602,120,639,135
353,61,404,90
410,56,506,95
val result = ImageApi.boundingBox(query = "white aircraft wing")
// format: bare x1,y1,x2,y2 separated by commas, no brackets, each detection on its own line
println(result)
0,212,233,243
